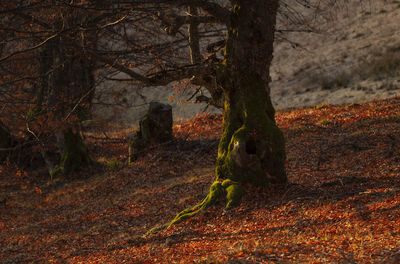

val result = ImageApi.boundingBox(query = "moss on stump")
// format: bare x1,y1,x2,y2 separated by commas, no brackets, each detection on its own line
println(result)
51,127,92,178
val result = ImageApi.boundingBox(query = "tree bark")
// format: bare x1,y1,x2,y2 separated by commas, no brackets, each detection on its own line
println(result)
0,121,12,161
51,127,92,178
216,0,287,187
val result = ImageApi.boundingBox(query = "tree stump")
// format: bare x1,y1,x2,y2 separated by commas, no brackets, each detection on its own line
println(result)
0,121,12,161
128,102,173,164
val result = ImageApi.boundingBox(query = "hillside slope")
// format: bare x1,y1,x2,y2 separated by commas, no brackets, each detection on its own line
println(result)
271,0,400,108
1,97,400,263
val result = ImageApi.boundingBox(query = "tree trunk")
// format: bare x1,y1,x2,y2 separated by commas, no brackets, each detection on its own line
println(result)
187,0,286,214
48,40,94,177
0,121,12,161
51,127,92,178
216,0,287,188
36,33,95,177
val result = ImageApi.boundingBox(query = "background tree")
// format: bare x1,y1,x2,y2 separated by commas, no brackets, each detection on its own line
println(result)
0,1,120,176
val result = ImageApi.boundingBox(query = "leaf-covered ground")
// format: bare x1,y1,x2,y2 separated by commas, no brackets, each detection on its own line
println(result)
1,97,400,263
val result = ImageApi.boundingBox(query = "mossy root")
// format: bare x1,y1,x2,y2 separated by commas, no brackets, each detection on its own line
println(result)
146,180,244,236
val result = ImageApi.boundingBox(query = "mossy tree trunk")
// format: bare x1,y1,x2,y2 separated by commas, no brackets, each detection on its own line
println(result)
29,4,102,178
150,0,286,234
51,127,92,178
36,29,95,177
215,0,286,187
47,39,94,177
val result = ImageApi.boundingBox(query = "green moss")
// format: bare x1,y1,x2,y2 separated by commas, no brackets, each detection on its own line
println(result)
146,181,225,235
315,103,329,109
217,137,269,186
218,126,264,184
146,224,168,236
221,179,235,189
215,71,286,186
222,179,244,208
232,4,241,13
50,165,64,179
166,181,223,228
106,158,123,173
147,180,245,235
317,118,332,126
54,128,92,177
225,184,244,208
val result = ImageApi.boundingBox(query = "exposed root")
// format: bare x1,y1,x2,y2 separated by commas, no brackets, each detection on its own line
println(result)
146,180,244,236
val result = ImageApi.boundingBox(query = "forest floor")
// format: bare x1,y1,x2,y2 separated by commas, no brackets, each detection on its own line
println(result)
1,97,400,263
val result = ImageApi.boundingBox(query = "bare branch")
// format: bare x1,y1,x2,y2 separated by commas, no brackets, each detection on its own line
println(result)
146,63,213,86
188,1,230,25
168,0,230,25
0,33,59,64
188,6,202,63
86,46,212,87
156,12,220,36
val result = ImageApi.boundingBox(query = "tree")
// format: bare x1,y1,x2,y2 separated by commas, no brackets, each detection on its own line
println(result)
142,0,286,232
0,1,114,176
32,4,100,177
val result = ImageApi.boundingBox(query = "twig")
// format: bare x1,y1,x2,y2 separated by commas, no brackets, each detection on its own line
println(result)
64,87,96,122
26,123,54,178
186,86,202,101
